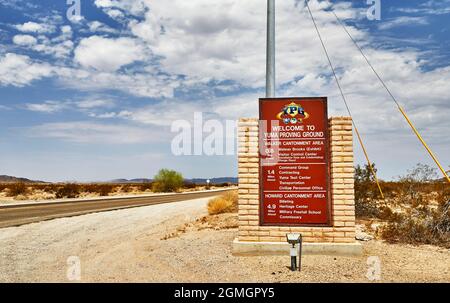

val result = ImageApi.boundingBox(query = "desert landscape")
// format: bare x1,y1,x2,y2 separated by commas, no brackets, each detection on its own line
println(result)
0,163,448,283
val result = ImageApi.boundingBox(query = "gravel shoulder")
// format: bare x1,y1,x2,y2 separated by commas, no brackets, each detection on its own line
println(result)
0,198,448,283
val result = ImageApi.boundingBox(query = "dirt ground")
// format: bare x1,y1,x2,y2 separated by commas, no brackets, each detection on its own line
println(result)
0,197,449,283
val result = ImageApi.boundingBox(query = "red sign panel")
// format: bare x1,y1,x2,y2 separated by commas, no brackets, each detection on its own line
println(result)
259,97,331,226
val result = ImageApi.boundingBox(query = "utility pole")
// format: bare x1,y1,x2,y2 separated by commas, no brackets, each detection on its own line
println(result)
266,0,275,98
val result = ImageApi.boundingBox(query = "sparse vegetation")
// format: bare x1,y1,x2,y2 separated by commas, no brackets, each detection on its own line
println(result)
207,191,238,215
5,182,28,197
355,163,450,248
355,164,384,219
152,169,184,193
55,183,81,199
0,180,235,202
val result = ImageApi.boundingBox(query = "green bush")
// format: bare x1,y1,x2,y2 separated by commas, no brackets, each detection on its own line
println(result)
152,169,184,193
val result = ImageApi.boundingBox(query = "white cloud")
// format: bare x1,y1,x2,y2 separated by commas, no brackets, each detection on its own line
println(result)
28,122,164,144
58,68,179,98
87,21,118,34
94,0,147,16
24,98,116,114
378,16,429,30
74,36,146,72
11,26,74,58
89,111,132,119
25,101,68,113
12,34,37,46
75,99,115,109
0,53,54,86
15,21,54,33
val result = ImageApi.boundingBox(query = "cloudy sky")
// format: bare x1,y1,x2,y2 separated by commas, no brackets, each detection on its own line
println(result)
0,0,449,182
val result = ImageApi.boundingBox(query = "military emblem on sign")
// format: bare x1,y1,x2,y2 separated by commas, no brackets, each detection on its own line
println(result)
276,102,310,124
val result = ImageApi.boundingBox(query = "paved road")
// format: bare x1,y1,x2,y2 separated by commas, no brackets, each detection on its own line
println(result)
0,189,233,228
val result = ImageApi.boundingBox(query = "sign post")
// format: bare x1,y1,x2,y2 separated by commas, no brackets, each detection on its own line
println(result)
259,97,331,226
266,0,275,98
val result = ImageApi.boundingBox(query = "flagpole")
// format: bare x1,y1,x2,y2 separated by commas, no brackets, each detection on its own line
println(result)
266,0,275,98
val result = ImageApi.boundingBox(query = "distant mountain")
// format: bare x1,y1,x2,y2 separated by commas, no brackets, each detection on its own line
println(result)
0,175,45,183
109,178,153,184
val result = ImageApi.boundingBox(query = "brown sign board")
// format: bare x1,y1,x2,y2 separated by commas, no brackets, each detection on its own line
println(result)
259,97,331,226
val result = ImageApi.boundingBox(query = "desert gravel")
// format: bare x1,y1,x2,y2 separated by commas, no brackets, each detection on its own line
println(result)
0,197,449,283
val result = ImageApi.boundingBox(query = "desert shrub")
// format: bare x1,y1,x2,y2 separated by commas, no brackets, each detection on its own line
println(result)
5,182,28,197
431,200,450,241
97,184,114,196
138,183,153,192
0,183,8,192
380,199,450,248
43,184,58,193
152,169,184,193
56,183,81,199
218,182,233,187
437,183,450,207
120,184,133,193
81,184,115,196
183,181,196,189
81,184,97,193
355,164,384,218
207,191,238,215
397,163,438,204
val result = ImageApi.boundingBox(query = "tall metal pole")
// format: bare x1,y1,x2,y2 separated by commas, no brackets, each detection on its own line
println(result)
266,0,275,98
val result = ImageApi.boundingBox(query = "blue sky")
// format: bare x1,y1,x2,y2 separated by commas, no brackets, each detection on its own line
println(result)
0,0,449,182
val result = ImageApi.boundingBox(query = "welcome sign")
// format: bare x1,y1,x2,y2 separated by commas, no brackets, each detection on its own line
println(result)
259,97,331,226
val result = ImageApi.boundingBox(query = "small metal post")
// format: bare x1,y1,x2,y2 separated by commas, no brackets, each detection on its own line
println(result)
290,244,297,271
266,0,275,98
298,235,303,271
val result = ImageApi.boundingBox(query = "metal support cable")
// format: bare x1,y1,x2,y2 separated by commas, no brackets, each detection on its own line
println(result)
305,1,385,198
330,10,450,184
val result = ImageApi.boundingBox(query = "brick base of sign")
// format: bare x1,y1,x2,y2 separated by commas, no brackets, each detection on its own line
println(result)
234,117,361,256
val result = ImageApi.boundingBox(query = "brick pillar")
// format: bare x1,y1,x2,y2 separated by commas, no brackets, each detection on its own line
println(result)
329,117,356,241
237,118,260,242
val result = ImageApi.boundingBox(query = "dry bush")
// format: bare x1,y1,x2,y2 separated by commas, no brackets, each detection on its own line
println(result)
380,203,450,248
120,184,133,193
207,191,238,215
81,184,116,196
97,184,114,196
217,182,234,187
183,181,196,189
380,187,450,248
138,183,153,192
208,197,233,215
355,164,384,219
55,183,81,199
5,182,28,197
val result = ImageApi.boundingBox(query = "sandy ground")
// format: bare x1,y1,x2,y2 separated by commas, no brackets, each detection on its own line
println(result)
0,197,449,283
